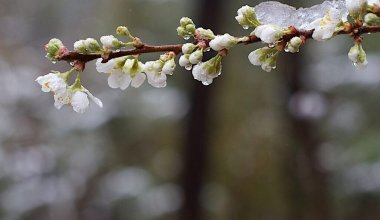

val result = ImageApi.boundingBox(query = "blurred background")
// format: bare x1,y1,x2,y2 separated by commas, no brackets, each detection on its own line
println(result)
1,0,380,219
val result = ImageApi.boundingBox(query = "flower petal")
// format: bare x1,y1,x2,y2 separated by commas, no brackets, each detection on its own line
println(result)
131,73,146,88
71,91,89,113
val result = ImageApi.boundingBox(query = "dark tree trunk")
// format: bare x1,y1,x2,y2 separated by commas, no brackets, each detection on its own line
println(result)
179,1,224,220
282,44,332,220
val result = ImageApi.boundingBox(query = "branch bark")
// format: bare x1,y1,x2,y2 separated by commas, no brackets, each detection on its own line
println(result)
55,25,380,66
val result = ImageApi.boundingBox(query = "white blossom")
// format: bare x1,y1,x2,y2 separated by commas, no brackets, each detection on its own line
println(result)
96,59,116,74
308,8,346,41
53,89,70,110
209,34,238,51
122,59,146,88
107,69,132,90
71,89,103,114
145,61,167,88
254,24,285,44
36,73,67,94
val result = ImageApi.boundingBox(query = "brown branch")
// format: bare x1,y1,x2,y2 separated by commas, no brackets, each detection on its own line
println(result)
58,44,183,63
56,25,380,66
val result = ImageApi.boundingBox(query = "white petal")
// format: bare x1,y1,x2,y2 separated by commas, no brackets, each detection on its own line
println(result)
71,91,90,113
53,90,70,109
131,73,146,88
107,70,131,90
36,73,67,93
162,59,176,75
147,72,167,88
119,75,132,90
248,50,261,66
84,90,103,108
96,59,116,73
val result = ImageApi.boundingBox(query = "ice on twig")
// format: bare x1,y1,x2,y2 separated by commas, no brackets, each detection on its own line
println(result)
254,0,348,30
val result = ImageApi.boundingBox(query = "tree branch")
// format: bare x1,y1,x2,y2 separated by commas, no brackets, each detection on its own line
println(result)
56,25,380,65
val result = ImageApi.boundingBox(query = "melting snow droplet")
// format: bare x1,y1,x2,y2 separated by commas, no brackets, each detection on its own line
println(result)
243,25,249,30
184,36,191,40
185,65,193,70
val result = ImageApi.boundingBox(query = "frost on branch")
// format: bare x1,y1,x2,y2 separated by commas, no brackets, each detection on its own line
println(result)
38,0,380,113
254,0,348,30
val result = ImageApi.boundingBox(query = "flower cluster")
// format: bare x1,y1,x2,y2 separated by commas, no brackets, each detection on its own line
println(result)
36,70,102,113
38,0,380,113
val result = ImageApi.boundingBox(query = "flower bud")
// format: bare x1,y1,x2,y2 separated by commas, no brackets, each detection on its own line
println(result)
162,59,176,75
84,38,101,52
346,0,368,20
182,43,197,54
254,24,286,44
285,37,303,53
179,55,191,67
45,38,65,61
364,13,380,25
192,55,222,85
100,35,122,50
116,26,133,39
348,42,368,69
185,24,196,34
235,5,261,29
209,34,238,51
195,28,215,40
177,26,188,37
189,50,203,64
180,17,194,27
248,47,279,72
74,40,87,53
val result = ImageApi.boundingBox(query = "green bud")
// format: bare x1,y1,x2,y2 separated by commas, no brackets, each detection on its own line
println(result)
348,42,368,68
180,17,194,27
286,37,302,53
45,38,65,61
182,43,197,54
116,26,134,39
196,28,215,40
235,5,261,28
204,55,222,76
185,24,196,34
84,38,101,52
365,13,380,26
